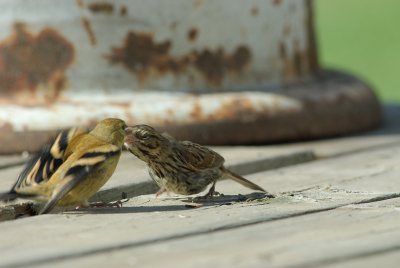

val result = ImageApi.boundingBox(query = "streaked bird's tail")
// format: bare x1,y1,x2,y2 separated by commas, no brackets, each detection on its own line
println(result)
222,168,266,192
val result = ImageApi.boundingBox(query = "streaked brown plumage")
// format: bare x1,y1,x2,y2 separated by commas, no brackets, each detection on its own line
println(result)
124,125,266,198
0,118,127,214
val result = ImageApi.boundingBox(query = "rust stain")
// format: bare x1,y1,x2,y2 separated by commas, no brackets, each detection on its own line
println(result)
240,28,247,39
193,48,225,84
305,0,319,74
187,28,198,41
283,25,291,36
77,0,84,8
279,1,320,80
273,0,282,6
166,108,174,117
104,31,252,85
250,6,258,16
120,5,127,16
189,102,203,120
294,48,302,76
193,46,251,84
87,118,100,130
108,101,130,108
0,23,74,101
280,40,311,79
279,42,286,58
81,17,97,46
124,112,136,125
104,32,177,77
88,2,114,14
54,75,66,93
290,3,296,12
208,98,259,123
106,101,133,122
48,72,68,102
193,0,203,9
0,122,14,131
170,22,177,30
227,46,252,71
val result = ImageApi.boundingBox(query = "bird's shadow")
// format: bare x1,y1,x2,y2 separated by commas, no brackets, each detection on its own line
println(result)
64,205,189,215
58,192,273,215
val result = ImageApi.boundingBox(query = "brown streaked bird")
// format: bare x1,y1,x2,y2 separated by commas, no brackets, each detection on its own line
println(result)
0,118,127,214
124,125,266,198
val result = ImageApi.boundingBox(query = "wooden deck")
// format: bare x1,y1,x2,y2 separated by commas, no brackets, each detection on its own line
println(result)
0,105,399,268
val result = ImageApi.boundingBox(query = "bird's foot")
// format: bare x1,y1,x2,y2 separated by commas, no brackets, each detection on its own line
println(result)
196,193,213,200
90,201,123,208
76,201,123,209
196,182,217,200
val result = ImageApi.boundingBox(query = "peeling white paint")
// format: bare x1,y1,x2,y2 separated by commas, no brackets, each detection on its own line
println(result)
0,92,303,132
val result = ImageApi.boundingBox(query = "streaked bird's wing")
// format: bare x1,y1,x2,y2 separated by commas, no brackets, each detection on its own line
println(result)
178,141,225,170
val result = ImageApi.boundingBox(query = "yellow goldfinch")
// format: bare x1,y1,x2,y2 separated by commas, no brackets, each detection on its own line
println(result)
0,118,127,214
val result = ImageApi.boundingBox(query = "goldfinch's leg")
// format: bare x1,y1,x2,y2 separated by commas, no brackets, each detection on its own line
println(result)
75,200,90,209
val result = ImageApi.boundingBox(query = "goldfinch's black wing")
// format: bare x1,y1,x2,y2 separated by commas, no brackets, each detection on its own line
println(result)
39,146,121,215
12,127,87,191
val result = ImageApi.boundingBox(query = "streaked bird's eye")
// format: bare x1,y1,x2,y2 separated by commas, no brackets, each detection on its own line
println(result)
142,133,149,139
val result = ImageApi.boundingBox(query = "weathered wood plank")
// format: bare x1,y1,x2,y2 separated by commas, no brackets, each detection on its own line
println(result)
1,143,400,267
0,120,399,267
322,249,400,268
27,198,400,268
239,144,400,195
0,154,28,169
0,192,386,268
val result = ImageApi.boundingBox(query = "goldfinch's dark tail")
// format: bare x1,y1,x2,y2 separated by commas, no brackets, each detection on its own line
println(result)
222,168,266,192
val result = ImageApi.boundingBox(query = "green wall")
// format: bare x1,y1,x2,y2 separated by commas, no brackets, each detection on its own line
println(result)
315,0,400,103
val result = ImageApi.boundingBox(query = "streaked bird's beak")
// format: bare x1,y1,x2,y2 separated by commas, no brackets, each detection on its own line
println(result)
124,134,139,145
124,127,132,136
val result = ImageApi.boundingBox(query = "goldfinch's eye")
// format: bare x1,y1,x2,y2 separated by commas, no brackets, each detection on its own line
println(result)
142,133,149,139
122,125,127,130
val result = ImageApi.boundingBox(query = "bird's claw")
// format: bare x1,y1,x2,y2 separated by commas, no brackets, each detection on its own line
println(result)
76,201,123,210
91,201,123,208
195,193,213,200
